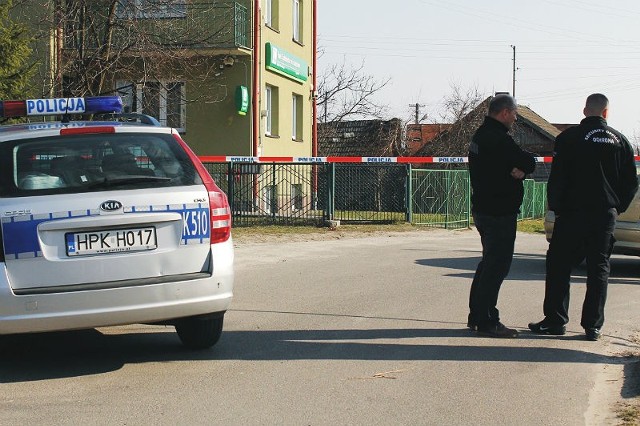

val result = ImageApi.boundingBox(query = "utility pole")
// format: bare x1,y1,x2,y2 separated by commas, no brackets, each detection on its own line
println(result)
409,103,425,124
511,45,516,98
323,91,327,123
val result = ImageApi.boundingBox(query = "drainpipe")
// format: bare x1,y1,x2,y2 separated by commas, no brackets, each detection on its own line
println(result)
312,0,317,157
311,0,319,210
252,0,261,157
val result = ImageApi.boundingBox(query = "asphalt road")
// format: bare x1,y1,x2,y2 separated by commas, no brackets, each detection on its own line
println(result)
1,229,639,425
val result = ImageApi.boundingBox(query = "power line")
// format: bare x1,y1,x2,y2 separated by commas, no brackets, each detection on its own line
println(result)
417,0,622,44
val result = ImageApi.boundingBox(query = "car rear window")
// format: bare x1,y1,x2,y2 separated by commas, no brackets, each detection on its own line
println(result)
0,132,201,197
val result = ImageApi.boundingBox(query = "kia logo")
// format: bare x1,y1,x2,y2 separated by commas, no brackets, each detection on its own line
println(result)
100,200,122,212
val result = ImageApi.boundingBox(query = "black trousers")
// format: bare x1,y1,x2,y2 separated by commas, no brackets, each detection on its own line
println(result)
543,208,617,329
469,212,518,328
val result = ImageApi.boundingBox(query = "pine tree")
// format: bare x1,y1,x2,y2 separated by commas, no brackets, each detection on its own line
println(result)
0,0,36,100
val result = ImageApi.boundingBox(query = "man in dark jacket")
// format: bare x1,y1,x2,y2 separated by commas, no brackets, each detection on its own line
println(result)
529,93,638,341
468,94,536,338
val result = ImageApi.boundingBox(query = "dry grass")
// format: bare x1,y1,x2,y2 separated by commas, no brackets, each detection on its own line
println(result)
617,402,640,425
230,222,439,244
231,218,544,243
615,335,640,425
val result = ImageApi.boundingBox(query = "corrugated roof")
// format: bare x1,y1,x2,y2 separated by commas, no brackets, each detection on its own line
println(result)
318,119,403,157
413,97,560,157
516,105,561,139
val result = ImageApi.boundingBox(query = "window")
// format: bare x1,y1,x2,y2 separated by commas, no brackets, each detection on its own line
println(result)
291,184,303,211
116,0,187,19
117,81,186,131
165,82,184,129
292,0,302,42
265,86,272,136
265,0,272,26
265,85,279,136
264,0,280,31
292,93,303,141
265,0,279,29
264,184,277,214
8,133,197,194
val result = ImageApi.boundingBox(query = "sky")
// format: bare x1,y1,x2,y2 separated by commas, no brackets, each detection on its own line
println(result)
317,0,640,142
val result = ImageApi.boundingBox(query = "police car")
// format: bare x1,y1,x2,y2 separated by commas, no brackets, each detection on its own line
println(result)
0,96,233,349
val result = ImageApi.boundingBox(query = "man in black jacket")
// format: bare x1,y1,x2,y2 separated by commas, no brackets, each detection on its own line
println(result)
468,94,536,338
529,93,638,341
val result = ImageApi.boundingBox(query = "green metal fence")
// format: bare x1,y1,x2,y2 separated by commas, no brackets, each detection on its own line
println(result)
201,161,547,228
519,179,548,220
205,162,325,227
323,164,408,223
411,168,471,229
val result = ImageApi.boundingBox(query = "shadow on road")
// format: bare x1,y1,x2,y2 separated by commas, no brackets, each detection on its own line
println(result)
415,251,638,285
415,251,546,282
1,322,632,384
622,359,640,399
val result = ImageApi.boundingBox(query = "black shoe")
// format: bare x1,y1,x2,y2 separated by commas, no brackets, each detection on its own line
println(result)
477,322,518,338
585,328,601,341
528,320,566,336
467,314,477,331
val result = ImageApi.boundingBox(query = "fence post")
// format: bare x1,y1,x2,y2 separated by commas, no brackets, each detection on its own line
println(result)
406,164,412,223
542,182,548,218
533,181,538,218
328,163,336,220
445,171,450,229
227,161,234,214
466,171,471,228
271,163,277,220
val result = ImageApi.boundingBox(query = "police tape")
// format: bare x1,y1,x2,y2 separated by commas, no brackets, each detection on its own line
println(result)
198,156,562,164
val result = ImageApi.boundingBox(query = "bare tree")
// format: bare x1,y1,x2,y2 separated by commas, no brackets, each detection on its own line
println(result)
437,83,485,124
16,0,242,101
0,0,37,100
317,59,390,123
632,130,640,155
418,82,488,158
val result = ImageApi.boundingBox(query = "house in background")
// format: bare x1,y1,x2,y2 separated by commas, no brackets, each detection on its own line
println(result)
318,119,404,157
414,97,559,180
405,123,452,155
16,0,317,157
552,123,578,132
413,97,489,158
515,105,560,157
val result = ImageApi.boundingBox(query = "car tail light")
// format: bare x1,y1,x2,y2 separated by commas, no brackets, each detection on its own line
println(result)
209,191,232,244
172,134,231,244
60,126,116,135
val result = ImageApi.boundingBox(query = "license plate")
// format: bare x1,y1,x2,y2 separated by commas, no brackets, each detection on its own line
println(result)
66,227,157,257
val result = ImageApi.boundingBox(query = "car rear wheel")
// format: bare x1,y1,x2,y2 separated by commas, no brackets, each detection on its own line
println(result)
175,314,224,349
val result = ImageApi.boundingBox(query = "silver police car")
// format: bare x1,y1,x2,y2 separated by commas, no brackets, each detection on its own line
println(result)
0,96,233,349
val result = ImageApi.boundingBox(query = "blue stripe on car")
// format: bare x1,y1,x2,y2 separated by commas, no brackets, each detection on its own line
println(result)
2,205,209,259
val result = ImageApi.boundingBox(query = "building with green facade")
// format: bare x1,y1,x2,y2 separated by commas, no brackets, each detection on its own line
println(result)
15,0,317,157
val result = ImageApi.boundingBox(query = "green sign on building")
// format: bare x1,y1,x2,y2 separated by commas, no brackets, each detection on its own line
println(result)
265,42,308,83
235,86,249,116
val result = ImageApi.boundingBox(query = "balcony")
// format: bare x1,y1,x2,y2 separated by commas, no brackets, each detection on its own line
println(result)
63,1,251,54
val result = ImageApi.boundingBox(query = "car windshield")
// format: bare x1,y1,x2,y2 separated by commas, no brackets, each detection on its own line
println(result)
0,132,201,197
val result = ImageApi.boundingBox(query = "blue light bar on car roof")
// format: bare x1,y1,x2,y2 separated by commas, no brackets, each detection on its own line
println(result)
0,96,123,118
